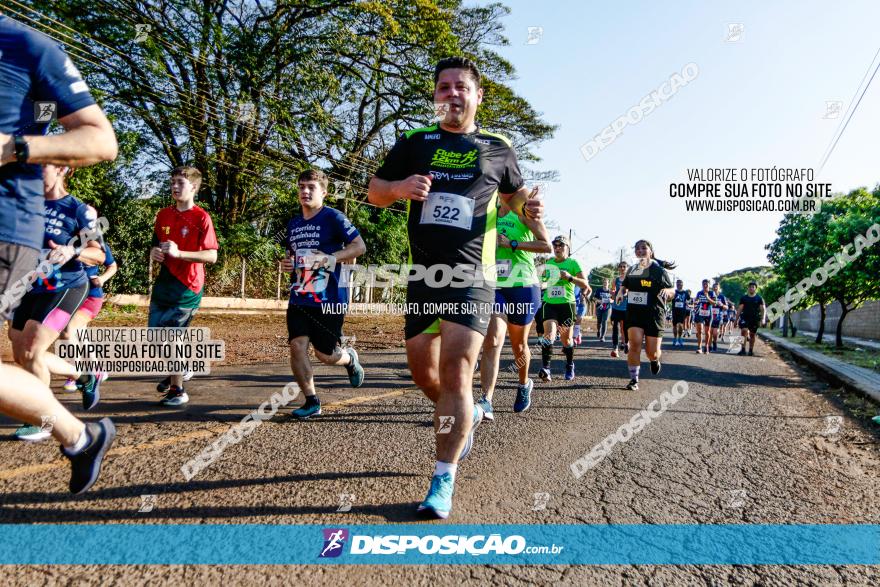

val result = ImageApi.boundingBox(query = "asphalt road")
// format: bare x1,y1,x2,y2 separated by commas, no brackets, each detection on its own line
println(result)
1,331,878,585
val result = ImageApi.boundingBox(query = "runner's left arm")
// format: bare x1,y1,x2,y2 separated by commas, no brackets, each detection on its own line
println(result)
520,214,552,253
572,272,590,295
330,236,366,264
658,268,675,301
94,246,118,286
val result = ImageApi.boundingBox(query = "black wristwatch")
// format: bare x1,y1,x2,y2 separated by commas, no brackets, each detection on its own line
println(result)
14,136,29,163
567,275,573,283
510,240,519,251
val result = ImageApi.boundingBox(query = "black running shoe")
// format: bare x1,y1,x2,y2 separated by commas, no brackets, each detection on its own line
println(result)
156,377,171,393
625,379,639,391
61,418,116,494
650,360,661,375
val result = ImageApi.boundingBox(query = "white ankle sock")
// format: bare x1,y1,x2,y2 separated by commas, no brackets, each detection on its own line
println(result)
65,428,89,454
434,461,457,481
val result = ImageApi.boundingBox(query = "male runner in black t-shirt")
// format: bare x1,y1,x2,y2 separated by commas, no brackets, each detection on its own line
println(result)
369,57,543,519
670,279,690,347
736,281,766,356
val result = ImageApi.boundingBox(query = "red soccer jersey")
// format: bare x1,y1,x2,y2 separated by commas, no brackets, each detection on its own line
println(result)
153,205,218,293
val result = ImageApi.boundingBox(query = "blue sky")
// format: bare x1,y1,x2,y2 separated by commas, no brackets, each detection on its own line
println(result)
493,0,880,289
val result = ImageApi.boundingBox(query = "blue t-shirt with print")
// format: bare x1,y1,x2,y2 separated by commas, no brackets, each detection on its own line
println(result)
32,195,98,293
286,206,359,307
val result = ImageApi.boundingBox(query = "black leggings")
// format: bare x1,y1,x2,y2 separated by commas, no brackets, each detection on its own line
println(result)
611,313,628,348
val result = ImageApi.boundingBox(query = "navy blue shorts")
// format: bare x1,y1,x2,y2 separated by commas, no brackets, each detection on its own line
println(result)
493,285,541,326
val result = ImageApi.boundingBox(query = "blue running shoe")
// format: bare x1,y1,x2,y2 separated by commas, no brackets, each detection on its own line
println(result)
79,373,102,411
417,473,454,519
458,404,483,461
477,397,494,422
564,364,575,381
291,399,322,420
345,348,365,388
61,417,116,494
513,379,533,413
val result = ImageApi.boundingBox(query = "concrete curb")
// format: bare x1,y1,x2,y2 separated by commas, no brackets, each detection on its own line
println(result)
759,331,880,403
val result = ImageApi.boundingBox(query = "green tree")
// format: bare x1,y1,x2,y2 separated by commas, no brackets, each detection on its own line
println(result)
26,0,554,231
817,188,880,346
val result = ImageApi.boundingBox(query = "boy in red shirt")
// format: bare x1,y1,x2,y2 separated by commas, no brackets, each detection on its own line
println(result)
149,166,218,406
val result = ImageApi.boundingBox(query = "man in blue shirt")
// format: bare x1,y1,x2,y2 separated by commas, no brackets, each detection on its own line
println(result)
282,169,367,420
0,14,117,494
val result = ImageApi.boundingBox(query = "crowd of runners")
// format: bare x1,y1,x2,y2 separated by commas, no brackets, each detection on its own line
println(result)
1,17,770,519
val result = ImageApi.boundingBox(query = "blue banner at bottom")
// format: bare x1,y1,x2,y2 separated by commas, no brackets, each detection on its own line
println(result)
0,524,877,565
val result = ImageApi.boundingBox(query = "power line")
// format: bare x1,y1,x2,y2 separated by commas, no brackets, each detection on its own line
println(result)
819,45,880,172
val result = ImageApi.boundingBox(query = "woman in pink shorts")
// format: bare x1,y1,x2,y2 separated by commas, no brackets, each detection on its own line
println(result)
61,242,117,391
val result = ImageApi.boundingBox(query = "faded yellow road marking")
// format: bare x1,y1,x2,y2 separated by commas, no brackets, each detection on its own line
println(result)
0,387,417,482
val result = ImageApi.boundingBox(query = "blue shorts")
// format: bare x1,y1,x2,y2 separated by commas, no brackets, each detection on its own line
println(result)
575,302,587,319
493,285,541,326
148,303,199,328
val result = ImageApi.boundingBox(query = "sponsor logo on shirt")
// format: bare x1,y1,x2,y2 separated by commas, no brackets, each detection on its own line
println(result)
641,279,652,287
430,171,475,182
430,148,478,169
424,133,441,140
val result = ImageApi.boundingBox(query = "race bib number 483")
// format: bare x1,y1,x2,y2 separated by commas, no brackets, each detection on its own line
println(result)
627,291,648,305
420,192,475,230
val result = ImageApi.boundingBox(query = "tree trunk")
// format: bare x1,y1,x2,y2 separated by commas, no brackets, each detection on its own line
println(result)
835,302,848,348
815,302,825,344
782,312,789,337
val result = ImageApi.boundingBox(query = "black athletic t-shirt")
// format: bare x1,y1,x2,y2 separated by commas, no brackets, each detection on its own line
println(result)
622,261,673,325
739,294,765,322
672,289,690,314
374,124,524,284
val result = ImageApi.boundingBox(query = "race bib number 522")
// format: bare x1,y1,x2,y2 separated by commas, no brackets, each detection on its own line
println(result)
420,192,475,230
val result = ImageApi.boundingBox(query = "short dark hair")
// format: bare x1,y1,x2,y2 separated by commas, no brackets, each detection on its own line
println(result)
434,57,482,88
171,166,202,193
748,281,758,287
297,168,328,191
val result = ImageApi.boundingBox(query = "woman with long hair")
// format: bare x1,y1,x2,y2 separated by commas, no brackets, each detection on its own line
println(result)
615,240,676,390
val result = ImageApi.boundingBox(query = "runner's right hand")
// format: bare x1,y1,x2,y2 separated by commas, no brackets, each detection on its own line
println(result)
395,174,432,201
280,256,294,273
150,246,165,263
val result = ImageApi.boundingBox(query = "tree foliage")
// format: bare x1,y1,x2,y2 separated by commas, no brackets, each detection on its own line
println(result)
765,186,880,346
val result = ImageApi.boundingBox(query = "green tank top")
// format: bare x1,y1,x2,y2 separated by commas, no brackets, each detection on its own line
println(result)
495,211,538,288
542,257,583,304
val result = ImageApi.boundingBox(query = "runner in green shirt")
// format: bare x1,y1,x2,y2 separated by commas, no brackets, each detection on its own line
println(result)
537,236,590,382
477,202,550,420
